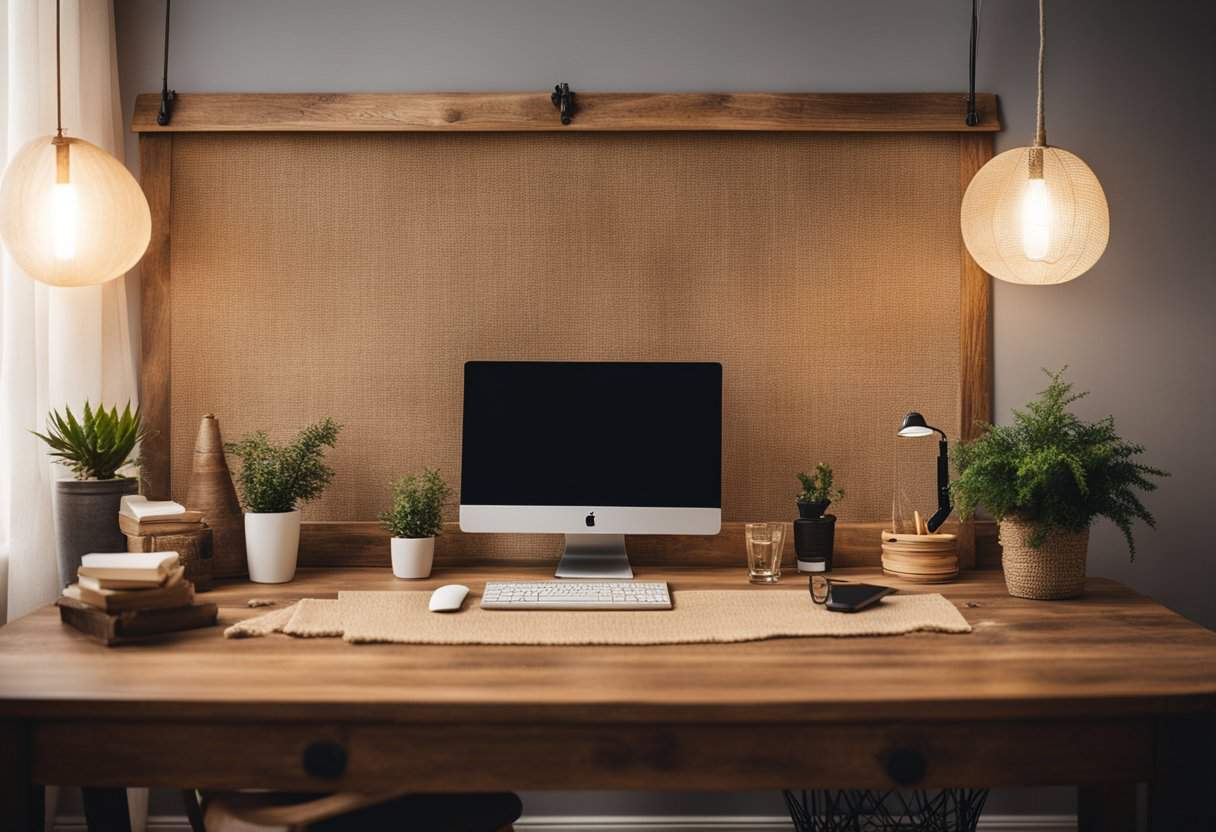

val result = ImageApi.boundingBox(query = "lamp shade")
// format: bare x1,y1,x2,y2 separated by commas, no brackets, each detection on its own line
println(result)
898,412,936,438
961,145,1109,286
0,135,151,287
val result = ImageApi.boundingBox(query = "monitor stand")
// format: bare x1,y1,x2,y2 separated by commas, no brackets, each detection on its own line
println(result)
554,534,634,579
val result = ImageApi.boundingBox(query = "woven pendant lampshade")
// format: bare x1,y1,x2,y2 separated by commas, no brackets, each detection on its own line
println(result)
960,0,1109,285
0,0,151,288
0,135,151,287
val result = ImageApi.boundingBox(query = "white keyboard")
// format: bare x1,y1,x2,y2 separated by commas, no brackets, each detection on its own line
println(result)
481,581,672,610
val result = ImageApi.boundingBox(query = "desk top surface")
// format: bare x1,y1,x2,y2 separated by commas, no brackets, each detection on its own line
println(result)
2,566,1214,724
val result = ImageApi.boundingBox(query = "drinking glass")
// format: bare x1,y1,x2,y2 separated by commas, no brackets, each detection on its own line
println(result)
746,522,786,584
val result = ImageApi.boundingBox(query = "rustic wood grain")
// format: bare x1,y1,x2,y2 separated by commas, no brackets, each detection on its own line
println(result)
4,566,1214,802
132,92,1001,134
29,717,1151,792
958,132,994,441
138,134,173,500
3,567,1215,725
297,520,993,569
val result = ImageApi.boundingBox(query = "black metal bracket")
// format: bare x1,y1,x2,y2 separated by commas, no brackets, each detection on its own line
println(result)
157,88,176,127
965,0,981,126
551,82,575,125
156,0,175,125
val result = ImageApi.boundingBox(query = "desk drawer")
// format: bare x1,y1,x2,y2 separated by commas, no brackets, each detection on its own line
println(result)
32,718,1153,791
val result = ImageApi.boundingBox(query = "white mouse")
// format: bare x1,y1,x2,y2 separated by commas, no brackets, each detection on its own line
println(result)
428,584,470,612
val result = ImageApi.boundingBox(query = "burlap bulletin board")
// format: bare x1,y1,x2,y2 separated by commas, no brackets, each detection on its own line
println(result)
162,130,962,525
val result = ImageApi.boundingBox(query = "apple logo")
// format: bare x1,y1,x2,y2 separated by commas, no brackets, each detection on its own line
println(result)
585,512,596,528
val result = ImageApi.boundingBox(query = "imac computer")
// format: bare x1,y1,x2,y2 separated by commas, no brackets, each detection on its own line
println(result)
459,361,722,579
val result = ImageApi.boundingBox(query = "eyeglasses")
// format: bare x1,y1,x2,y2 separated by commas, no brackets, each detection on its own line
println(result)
809,575,850,605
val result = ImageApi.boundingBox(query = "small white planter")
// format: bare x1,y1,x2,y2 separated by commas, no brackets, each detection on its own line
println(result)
245,510,301,584
391,536,435,579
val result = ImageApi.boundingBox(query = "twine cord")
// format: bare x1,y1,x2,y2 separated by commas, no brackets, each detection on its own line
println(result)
1027,0,1046,178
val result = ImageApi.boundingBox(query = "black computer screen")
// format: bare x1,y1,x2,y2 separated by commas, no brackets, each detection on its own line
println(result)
461,362,722,508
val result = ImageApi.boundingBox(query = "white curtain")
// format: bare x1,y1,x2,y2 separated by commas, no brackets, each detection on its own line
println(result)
0,0,137,623
1,1,141,826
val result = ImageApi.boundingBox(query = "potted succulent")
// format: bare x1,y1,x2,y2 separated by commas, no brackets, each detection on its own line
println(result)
379,469,453,579
793,463,844,572
952,369,1167,600
224,418,341,584
33,402,145,587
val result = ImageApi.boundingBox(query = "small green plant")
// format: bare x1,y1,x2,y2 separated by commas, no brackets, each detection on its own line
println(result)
379,469,452,539
32,401,144,480
952,368,1167,559
224,418,342,513
796,462,844,505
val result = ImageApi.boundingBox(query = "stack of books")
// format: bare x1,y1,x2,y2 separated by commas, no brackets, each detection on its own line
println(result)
120,495,213,590
57,552,217,645
118,495,206,537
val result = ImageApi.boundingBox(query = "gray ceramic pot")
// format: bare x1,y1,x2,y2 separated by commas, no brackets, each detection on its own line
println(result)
53,478,139,587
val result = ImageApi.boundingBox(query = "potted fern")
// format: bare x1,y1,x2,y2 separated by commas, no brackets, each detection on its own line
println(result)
224,418,341,583
793,463,844,572
33,402,145,586
379,469,452,579
952,369,1167,600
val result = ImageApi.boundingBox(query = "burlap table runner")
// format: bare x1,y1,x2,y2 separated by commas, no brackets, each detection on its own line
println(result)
225,590,971,644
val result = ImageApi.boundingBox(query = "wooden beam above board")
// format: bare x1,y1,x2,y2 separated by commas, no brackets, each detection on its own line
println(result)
132,91,1001,133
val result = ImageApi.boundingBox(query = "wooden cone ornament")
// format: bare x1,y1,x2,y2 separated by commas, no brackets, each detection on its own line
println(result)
186,414,247,577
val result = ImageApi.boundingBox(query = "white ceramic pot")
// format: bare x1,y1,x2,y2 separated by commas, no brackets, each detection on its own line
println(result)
391,536,435,579
244,510,301,584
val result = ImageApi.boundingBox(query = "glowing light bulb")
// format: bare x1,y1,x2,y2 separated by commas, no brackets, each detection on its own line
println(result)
50,181,79,261
1020,177,1051,261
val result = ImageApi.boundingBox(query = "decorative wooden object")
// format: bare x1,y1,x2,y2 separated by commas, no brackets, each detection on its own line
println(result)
880,530,960,583
296,519,984,571
958,132,995,440
184,414,245,578
131,92,1001,134
132,92,999,568
127,527,214,592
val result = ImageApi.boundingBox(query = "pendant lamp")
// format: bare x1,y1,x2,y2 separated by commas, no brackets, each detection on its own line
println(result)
0,1,151,287
960,0,1109,285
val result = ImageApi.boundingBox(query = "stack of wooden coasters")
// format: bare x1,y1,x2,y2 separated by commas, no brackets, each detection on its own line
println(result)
880,530,959,583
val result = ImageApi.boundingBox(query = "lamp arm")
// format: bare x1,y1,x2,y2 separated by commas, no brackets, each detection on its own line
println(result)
926,436,953,533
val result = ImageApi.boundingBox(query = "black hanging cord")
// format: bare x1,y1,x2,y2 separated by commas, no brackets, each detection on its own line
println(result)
55,0,62,137
156,0,176,126
965,0,980,126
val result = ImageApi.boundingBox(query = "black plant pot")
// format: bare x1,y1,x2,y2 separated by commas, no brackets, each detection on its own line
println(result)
54,478,138,587
796,499,830,520
794,514,837,573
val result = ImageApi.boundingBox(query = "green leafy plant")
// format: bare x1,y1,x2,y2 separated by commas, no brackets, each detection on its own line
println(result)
379,469,452,539
952,368,1167,559
32,401,144,480
796,462,844,506
224,418,342,514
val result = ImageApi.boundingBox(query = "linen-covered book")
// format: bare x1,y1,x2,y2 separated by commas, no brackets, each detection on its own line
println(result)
77,551,180,582
56,596,217,645
63,578,193,613
77,565,184,592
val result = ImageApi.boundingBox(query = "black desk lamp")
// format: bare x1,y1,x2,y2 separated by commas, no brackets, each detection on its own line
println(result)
897,412,952,533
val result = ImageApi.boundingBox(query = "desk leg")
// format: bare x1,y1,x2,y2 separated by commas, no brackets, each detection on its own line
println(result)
1150,714,1216,831
1077,784,1137,832
81,788,131,832
0,720,43,832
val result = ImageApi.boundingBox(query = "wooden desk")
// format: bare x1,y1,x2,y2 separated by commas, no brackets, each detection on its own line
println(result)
2,566,1215,831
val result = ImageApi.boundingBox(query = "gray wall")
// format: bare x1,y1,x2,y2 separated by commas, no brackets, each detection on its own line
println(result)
109,0,1215,821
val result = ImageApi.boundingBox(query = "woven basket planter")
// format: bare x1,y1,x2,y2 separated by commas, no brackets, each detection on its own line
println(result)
999,516,1090,600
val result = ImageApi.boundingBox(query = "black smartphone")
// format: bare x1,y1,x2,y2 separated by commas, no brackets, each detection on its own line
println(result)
824,583,896,613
